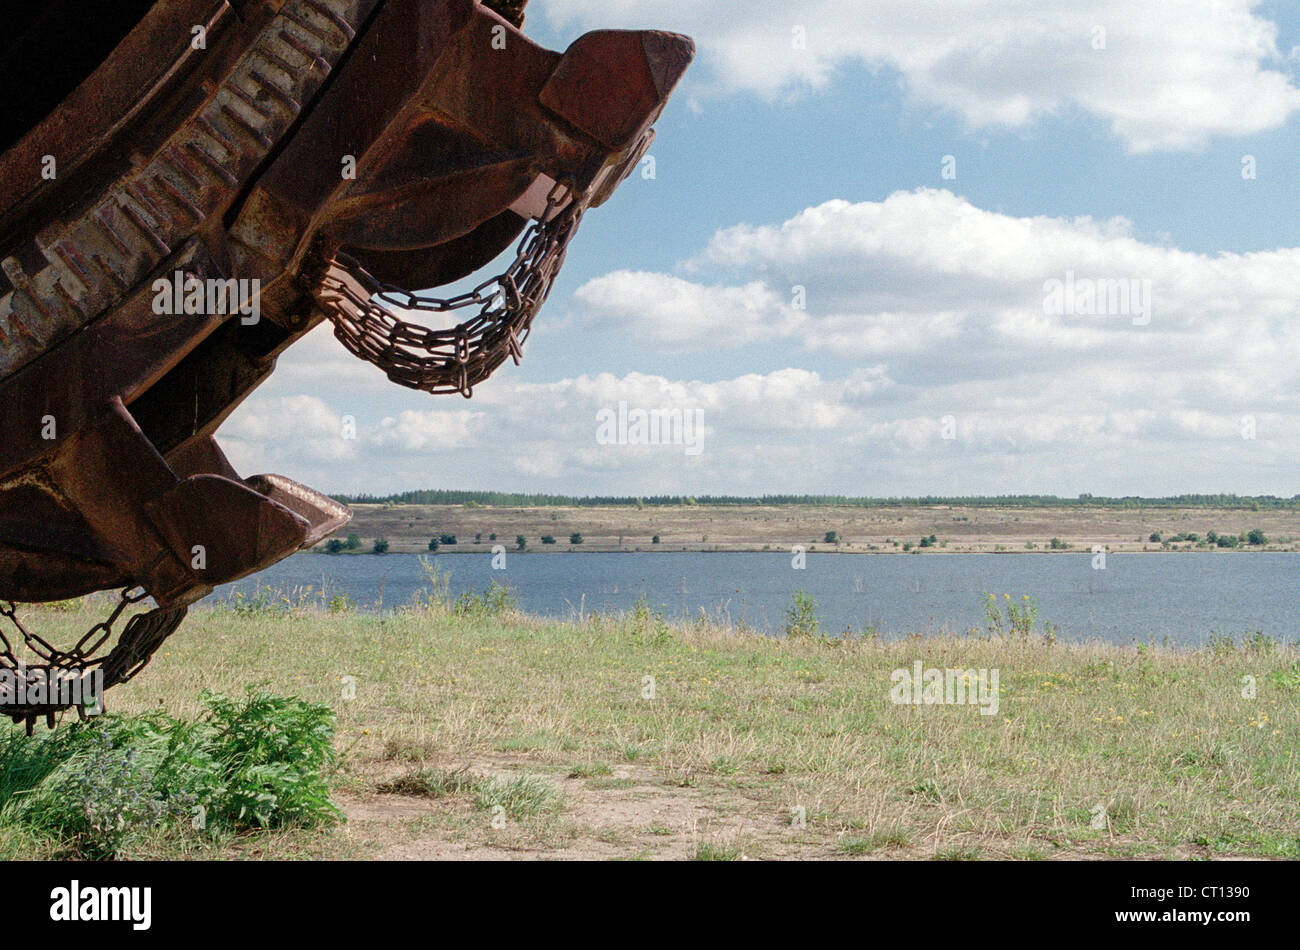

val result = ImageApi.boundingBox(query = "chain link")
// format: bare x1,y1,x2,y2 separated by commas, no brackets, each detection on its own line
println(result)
0,589,187,727
315,182,584,397
0,183,588,727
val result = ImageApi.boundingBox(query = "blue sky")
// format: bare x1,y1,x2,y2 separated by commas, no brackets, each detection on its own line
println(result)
221,0,1300,498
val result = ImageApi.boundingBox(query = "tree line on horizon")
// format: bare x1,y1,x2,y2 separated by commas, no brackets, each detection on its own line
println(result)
328,490,1300,510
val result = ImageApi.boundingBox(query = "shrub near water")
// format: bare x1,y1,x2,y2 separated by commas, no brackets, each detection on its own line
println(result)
784,590,821,638
0,686,341,858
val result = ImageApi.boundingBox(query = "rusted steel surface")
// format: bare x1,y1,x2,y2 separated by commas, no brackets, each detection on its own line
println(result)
0,0,693,723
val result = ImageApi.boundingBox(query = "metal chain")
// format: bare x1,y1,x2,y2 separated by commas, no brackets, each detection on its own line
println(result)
0,589,187,727
0,184,586,726
315,182,584,397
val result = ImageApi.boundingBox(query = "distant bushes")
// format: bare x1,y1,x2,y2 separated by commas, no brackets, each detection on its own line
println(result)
333,490,1300,510
324,534,359,554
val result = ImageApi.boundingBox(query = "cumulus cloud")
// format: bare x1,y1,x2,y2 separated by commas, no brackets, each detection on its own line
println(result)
217,188,1300,497
573,271,801,347
537,0,1300,151
214,358,1300,497
577,189,1300,403
373,410,487,452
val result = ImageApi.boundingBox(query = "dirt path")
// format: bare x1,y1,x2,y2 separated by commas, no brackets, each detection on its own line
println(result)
335,756,831,860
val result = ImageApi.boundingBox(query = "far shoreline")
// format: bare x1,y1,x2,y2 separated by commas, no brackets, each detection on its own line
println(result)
305,546,1299,555
316,501,1300,557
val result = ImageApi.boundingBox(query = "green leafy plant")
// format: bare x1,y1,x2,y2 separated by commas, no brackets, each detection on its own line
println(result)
414,556,452,608
630,594,671,645
453,581,517,619
25,729,197,859
199,688,340,828
228,584,276,615
984,593,1045,639
784,590,821,639
0,687,341,858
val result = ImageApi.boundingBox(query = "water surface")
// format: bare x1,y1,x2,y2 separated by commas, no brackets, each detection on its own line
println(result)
212,551,1299,646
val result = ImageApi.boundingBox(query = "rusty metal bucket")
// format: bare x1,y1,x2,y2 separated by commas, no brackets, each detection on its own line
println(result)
0,0,692,725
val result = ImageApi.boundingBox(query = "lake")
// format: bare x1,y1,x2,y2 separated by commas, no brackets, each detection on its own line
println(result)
210,551,1300,646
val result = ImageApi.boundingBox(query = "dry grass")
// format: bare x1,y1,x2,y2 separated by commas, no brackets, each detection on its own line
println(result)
12,593,1300,860
333,502,1300,554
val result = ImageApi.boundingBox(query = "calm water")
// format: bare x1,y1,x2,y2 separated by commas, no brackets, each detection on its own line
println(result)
211,551,1299,646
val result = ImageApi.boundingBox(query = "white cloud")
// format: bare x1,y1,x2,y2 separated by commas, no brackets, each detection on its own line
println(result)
577,189,1300,401
265,323,401,395
219,395,356,474
373,410,487,452
214,361,1300,498
538,0,1300,151
217,189,1300,497
572,271,800,347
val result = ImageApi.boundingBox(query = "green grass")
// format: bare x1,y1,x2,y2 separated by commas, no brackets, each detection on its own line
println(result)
934,845,983,861
377,765,561,821
475,773,562,819
693,839,746,861
3,592,1298,859
377,767,478,798
836,826,914,855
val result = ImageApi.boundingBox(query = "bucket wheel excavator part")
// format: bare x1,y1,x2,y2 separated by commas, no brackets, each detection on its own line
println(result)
0,0,693,726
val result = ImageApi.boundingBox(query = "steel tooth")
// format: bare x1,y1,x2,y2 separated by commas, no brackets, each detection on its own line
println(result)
218,101,274,149
277,28,330,71
248,67,302,112
301,0,356,40
185,139,239,185
158,145,206,190
116,199,171,254
92,207,132,257
152,175,205,222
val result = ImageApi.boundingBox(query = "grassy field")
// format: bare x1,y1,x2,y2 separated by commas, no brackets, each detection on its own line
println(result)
3,590,1298,860
331,503,1300,555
